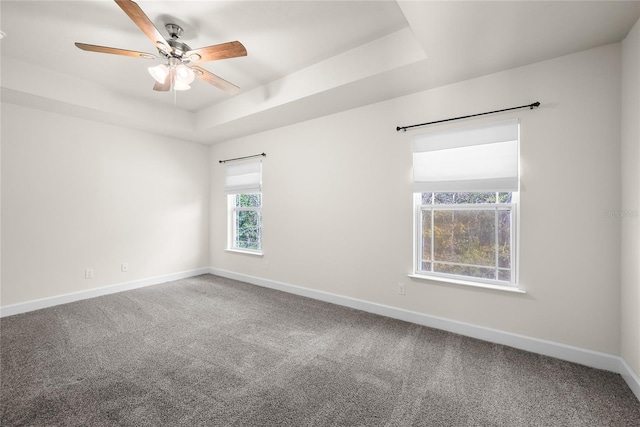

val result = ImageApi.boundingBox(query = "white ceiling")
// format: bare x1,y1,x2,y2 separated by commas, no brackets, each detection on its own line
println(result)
1,1,639,144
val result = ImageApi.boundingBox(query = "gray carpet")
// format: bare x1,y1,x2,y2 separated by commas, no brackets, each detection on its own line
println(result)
1,274,639,426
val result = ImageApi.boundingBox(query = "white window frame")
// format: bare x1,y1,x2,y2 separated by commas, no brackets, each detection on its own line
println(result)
227,193,263,255
413,191,519,289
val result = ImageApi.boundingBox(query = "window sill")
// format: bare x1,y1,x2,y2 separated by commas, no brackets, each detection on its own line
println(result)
408,274,526,294
225,248,264,257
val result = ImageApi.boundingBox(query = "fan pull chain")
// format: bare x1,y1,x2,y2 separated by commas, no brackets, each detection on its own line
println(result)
172,73,178,107
174,78,177,106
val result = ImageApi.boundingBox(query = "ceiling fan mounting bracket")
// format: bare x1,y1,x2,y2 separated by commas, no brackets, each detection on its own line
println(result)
165,23,184,40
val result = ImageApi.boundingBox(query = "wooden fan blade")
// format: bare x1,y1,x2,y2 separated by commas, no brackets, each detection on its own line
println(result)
191,66,240,95
75,42,156,59
114,0,171,54
186,41,247,63
153,78,171,91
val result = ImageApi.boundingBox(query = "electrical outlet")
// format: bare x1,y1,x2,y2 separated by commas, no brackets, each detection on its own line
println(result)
121,263,129,272
85,269,94,279
398,283,405,295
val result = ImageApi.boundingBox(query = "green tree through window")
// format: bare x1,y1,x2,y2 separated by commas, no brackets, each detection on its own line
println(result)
418,192,515,284
232,193,262,251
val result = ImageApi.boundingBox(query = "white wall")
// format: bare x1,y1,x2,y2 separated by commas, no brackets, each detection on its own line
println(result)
1,104,210,306
210,43,622,354
621,18,640,378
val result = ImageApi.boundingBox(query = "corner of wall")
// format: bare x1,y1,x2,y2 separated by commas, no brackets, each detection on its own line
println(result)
620,15,640,391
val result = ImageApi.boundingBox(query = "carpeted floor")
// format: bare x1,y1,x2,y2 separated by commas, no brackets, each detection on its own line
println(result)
1,274,639,426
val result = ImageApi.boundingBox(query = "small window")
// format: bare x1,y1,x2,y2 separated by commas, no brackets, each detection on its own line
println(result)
229,193,262,252
416,192,516,285
223,158,263,254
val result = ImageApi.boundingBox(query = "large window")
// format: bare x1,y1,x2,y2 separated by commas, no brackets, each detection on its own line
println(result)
412,119,519,288
230,193,262,251
416,191,516,285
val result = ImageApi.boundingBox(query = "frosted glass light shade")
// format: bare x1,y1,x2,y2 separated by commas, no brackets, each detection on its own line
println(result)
148,64,169,84
175,64,195,84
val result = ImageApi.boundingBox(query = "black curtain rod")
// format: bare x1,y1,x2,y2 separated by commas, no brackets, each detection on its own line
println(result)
396,101,540,132
219,153,266,164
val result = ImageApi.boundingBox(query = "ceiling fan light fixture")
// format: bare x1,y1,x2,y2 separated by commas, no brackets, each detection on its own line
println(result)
175,64,195,84
148,64,169,84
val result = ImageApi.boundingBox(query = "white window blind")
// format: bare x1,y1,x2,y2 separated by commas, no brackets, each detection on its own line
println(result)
224,159,262,194
412,119,519,192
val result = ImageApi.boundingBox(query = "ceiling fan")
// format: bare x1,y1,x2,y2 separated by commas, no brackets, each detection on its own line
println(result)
75,0,247,94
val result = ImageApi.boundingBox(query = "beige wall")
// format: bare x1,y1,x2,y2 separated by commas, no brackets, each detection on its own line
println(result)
1,104,210,306
621,18,640,377
211,43,623,354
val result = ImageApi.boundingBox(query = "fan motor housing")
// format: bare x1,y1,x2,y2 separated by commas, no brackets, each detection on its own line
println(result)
167,39,192,58
160,24,192,60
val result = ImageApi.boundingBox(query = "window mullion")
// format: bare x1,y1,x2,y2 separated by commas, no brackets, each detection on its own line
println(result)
418,204,423,270
494,200,499,280
430,204,434,272
233,206,239,248
511,205,515,284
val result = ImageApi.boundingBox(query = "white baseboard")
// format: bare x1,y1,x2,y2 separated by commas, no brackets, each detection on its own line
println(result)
0,268,210,318
620,358,640,402
209,267,640,401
